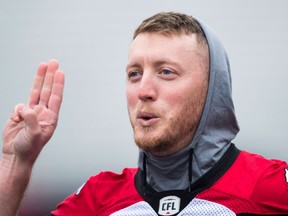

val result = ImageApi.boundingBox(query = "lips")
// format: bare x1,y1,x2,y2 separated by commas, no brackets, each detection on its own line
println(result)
137,111,159,126
138,112,157,119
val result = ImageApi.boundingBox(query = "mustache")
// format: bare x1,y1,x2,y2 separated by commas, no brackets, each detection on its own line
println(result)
135,105,161,117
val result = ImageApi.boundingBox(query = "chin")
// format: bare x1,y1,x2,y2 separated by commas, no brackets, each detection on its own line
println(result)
135,134,174,155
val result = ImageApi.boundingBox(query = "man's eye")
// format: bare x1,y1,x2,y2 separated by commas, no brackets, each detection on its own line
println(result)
162,69,173,75
129,71,139,78
159,68,177,80
128,71,142,82
162,69,174,75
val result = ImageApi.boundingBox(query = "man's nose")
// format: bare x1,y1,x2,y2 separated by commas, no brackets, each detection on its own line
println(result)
138,74,157,101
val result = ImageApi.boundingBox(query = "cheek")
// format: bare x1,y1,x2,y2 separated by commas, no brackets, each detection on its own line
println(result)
126,87,138,112
162,85,197,115
163,88,187,107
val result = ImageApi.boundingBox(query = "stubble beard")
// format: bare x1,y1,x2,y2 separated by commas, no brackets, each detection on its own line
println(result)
134,113,195,156
131,89,206,156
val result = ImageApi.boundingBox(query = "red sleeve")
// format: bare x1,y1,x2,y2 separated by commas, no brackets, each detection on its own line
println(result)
252,159,288,214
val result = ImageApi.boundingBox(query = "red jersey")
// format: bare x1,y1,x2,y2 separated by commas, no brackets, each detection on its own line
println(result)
51,145,288,215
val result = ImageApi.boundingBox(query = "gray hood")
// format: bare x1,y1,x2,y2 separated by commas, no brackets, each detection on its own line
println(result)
137,19,240,191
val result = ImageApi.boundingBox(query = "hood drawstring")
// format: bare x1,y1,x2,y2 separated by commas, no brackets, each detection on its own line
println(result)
143,152,147,196
188,148,194,192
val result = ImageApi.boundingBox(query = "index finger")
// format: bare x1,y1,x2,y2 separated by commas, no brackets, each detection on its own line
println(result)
28,62,48,108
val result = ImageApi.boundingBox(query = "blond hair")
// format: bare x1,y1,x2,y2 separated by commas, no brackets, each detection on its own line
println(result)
133,12,207,45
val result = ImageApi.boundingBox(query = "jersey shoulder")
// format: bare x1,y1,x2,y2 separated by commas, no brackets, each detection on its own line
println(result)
200,150,288,214
51,167,143,215
242,151,288,213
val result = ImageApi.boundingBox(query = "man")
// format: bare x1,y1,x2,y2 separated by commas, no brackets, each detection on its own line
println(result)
1,12,288,215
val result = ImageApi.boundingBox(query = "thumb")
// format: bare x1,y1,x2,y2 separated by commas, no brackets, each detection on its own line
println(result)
19,106,41,137
11,103,25,123
12,106,42,162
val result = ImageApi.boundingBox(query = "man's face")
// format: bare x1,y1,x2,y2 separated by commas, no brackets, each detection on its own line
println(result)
126,33,208,157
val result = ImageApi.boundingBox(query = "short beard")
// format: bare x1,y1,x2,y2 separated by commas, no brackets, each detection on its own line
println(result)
134,115,196,156
132,89,205,156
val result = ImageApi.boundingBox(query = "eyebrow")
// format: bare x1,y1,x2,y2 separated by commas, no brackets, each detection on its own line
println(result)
126,63,142,73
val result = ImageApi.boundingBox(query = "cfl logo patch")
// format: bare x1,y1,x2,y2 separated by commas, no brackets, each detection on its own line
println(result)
158,196,180,215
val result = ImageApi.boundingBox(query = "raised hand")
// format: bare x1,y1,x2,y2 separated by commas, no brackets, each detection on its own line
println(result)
2,59,65,165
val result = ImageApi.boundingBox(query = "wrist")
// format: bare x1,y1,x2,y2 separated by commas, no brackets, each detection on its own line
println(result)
0,153,33,188
0,154,33,215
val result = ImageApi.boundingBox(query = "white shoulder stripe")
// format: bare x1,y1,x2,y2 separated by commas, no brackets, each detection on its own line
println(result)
75,182,86,196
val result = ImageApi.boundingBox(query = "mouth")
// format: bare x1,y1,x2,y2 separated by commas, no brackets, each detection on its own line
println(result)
137,112,159,126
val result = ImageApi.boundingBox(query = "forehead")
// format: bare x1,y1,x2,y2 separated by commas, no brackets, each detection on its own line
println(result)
127,33,200,67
